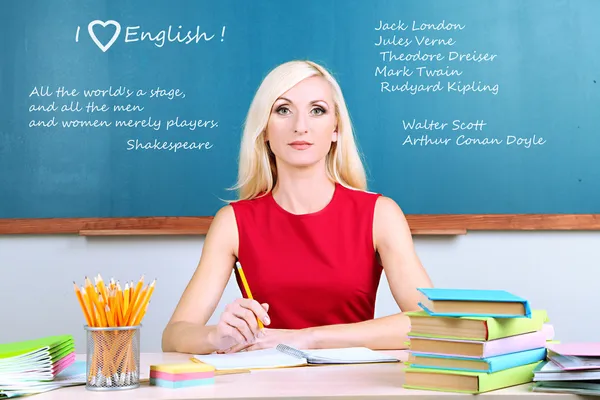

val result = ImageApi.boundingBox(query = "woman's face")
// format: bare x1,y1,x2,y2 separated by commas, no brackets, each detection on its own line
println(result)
265,76,338,169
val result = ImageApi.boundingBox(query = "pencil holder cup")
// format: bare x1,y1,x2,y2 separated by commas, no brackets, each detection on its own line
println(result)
84,325,141,391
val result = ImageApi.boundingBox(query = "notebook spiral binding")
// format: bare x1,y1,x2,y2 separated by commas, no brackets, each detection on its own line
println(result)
276,344,307,360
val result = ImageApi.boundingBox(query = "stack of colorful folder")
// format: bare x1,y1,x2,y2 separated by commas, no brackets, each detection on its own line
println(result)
149,362,215,389
0,335,78,398
403,288,552,394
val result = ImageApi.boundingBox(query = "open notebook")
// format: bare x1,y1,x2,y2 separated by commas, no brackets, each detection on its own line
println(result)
193,344,399,371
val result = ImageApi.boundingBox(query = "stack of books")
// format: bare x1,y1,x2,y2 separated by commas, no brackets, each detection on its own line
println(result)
0,335,85,398
403,288,550,394
531,342,600,395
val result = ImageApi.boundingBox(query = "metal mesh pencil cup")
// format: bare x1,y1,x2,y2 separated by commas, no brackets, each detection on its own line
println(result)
84,325,141,391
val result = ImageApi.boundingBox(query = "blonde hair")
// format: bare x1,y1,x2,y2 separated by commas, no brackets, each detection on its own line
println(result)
233,60,367,200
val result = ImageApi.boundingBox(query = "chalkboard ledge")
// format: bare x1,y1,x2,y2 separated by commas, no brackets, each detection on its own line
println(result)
1,215,600,235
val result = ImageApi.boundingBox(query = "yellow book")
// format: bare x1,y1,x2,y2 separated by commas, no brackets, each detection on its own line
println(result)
406,309,548,341
404,361,541,394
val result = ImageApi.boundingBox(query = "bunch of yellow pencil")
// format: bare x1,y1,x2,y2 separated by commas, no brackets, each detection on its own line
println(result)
73,274,156,387
73,274,155,328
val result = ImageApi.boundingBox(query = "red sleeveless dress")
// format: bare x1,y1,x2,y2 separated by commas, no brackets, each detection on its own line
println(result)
230,183,383,330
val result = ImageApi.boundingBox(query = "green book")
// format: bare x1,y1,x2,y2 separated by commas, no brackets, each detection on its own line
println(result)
404,361,541,394
0,335,73,360
406,309,548,341
0,344,73,370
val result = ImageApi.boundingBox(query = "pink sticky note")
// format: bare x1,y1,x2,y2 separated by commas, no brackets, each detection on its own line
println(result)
547,342,600,357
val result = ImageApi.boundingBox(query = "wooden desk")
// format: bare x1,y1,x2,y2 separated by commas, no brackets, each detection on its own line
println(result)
35,351,578,399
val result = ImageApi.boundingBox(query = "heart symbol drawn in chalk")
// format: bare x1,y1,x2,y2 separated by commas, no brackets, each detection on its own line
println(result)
88,20,121,52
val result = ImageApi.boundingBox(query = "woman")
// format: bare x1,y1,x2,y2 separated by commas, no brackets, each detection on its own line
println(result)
162,60,433,355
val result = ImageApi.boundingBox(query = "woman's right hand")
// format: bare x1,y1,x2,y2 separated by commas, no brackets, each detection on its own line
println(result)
209,298,270,352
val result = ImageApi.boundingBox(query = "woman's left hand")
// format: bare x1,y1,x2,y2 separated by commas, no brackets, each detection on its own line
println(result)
220,328,314,353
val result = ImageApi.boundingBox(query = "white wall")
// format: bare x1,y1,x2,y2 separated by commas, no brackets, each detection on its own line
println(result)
0,231,598,353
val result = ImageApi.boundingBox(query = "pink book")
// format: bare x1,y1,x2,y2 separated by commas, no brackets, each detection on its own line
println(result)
542,323,555,341
547,342,600,357
409,330,547,358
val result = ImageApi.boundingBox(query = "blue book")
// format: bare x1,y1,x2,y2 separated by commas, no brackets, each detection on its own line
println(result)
408,347,547,373
417,288,532,318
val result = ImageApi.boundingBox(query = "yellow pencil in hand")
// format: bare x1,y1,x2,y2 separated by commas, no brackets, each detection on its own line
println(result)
235,261,264,329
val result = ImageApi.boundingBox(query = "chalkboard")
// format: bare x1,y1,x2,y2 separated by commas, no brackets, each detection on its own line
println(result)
2,0,599,222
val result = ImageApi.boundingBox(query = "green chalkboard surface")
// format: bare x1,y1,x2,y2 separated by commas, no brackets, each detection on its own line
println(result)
1,0,599,219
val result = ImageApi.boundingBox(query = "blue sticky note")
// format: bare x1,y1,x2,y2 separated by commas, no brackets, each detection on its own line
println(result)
150,377,215,388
